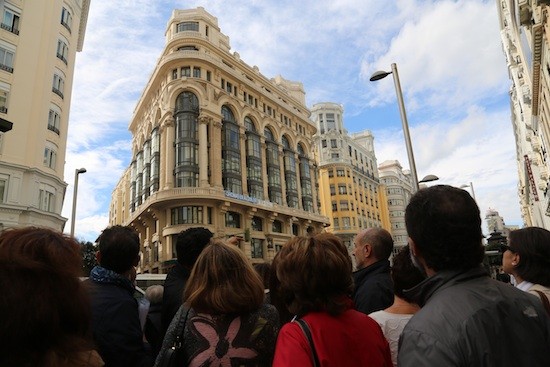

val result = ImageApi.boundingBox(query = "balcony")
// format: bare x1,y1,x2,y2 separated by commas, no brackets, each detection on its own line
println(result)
0,23,19,35
61,20,71,33
56,53,68,65
0,63,13,73
52,87,64,99
47,124,60,135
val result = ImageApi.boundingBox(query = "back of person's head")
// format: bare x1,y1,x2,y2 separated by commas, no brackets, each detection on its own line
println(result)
145,285,164,304
269,251,294,324
391,246,425,302
508,227,550,287
361,228,394,261
0,227,92,366
405,185,484,272
276,233,353,317
96,225,140,274
184,239,264,314
175,227,213,268
253,262,271,289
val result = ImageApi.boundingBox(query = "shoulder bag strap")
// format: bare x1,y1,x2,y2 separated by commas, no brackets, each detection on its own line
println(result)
295,318,320,367
174,305,190,347
533,290,550,316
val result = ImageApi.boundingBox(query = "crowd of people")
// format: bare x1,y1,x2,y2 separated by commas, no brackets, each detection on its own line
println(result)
1,184,550,366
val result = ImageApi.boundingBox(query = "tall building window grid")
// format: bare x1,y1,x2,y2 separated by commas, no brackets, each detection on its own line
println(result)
282,136,299,208
56,38,69,65
251,238,264,259
245,117,263,199
150,128,160,193
298,144,313,212
142,140,151,202
48,108,61,135
60,7,72,33
135,151,143,206
225,211,241,228
52,72,65,99
174,91,199,187
38,186,55,212
43,145,57,169
221,105,242,194
0,43,14,73
176,21,199,32
130,160,137,212
171,205,204,225
265,127,282,204
2,5,20,35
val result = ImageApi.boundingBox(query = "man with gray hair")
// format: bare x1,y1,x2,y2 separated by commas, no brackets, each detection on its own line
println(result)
352,227,394,314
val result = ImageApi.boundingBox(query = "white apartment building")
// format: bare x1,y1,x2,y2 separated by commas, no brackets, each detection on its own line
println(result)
497,0,550,228
378,159,413,252
0,0,90,231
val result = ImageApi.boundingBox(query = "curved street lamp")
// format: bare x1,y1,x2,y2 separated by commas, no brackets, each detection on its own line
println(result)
370,63,419,192
419,174,439,184
70,168,87,237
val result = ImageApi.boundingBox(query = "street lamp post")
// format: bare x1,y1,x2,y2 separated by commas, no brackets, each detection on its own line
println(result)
70,168,87,237
460,182,476,201
371,63,419,192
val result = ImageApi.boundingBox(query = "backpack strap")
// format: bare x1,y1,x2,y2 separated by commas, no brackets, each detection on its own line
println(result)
533,290,550,316
295,318,320,367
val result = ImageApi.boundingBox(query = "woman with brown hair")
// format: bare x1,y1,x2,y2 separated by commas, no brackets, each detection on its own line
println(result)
157,240,279,367
0,227,103,367
272,233,392,367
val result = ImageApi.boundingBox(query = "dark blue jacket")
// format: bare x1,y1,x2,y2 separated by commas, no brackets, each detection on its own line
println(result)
87,276,151,367
352,259,394,315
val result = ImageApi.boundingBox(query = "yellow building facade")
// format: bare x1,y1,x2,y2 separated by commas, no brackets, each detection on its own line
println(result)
312,103,391,256
0,0,89,230
110,8,329,273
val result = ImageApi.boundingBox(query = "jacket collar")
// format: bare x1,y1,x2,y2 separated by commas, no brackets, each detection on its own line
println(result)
90,265,135,294
404,266,488,307
353,259,391,283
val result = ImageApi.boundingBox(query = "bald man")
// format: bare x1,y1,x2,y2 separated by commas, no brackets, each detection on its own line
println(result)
352,228,394,314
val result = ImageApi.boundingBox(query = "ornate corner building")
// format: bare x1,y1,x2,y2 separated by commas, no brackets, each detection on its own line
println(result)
497,0,550,228
109,8,329,272
0,0,89,230
311,102,391,256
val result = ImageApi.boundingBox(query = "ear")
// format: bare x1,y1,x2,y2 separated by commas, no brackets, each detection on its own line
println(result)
512,252,520,266
363,243,372,258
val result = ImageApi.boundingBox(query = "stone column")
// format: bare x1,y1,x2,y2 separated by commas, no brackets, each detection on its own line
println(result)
198,116,210,187
311,161,320,213
163,116,175,189
260,139,269,201
295,152,302,209
279,146,287,206
240,127,248,195
211,120,223,189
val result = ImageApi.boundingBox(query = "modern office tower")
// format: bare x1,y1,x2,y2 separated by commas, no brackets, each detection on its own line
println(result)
0,0,90,230
497,1,550,228
110,7,328,273
378,159,413,253
312,102,391,256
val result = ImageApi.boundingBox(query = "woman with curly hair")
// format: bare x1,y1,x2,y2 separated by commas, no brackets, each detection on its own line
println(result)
272,233,391,366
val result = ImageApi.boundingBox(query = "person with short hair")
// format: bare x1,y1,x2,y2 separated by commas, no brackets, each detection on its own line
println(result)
399,185,550,366
157,240,279,366
273,234,392,366
369,245,424,367
502,226,550,303
352,227,394,314
87,225,151,367
161,227,213,334
0,227,104,367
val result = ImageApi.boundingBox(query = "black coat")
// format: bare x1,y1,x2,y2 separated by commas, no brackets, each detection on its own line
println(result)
144,302,163,360
161,263,190,334
352,259,394,315
87,280,151,367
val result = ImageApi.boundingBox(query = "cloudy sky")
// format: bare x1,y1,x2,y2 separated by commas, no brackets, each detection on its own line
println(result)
63,0,518,241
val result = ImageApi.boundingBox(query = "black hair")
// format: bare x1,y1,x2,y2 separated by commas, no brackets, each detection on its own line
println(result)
405,185,484,272
509,227,550,287
391,246,425,301
175,227,213,268
96,225,140,274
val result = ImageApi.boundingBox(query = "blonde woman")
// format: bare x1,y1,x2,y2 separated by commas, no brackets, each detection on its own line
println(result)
157,240,279,367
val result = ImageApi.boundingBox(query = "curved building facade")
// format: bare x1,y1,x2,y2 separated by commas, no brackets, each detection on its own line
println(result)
110,8,328,272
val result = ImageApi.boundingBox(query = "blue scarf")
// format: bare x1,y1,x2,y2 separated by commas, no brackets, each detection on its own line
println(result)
90,265,134,293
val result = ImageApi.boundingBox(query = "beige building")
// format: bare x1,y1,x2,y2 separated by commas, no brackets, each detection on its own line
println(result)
497,0,550,228
0,0,90,230
378,160,413,253
110,7,328,273
312,102,391,256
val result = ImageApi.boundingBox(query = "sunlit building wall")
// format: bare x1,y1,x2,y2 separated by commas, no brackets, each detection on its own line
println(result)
312,102,390,258
0,0,90,230
110,8,329,273
497,0,550,228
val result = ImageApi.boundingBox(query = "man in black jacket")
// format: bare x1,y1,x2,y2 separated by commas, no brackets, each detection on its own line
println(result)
161,227,213,334
399,185,550,366
352,227,394,314
87,225,151,367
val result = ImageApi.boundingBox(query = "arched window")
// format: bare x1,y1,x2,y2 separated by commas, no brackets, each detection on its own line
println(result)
265,127,282,204
298,143,313,212
282,136,298,208
245,116,263,199
222,105,242,194
174,91,199,187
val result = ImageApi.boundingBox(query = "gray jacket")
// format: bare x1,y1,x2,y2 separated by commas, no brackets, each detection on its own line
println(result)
398,266,550,367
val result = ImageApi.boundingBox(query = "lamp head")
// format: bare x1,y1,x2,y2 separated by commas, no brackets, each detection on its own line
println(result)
76,168,87,174
419,174,439,183
369,70,392,81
